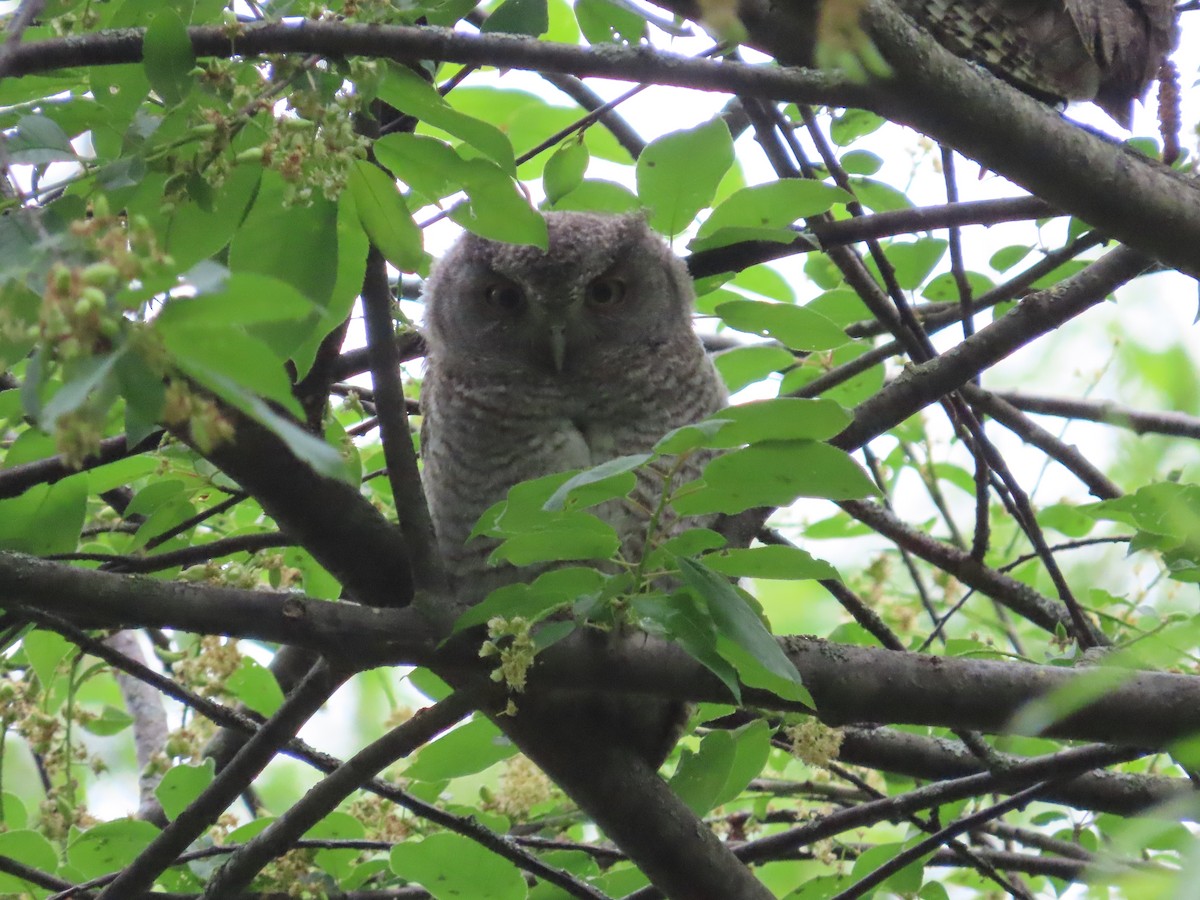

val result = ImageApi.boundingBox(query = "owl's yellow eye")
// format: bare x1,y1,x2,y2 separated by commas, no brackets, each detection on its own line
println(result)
485,283,524,311
586,277,625,307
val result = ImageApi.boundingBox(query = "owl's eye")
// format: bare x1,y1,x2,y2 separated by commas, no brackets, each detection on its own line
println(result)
485,283,524,311
586,277,626,307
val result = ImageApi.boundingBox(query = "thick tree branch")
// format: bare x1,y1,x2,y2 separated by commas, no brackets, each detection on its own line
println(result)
8,551,1200,748
5,18,1196,271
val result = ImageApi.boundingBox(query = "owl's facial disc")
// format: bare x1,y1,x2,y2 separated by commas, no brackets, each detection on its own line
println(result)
548,322,568,373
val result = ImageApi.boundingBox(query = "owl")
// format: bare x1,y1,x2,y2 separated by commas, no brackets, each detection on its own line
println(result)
420,210,728,764
893,0,1178,127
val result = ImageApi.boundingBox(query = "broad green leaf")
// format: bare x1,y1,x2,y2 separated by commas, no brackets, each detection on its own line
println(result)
696,398,853,446
23,629,73,693
543,137,589,204
67,819,161,879
0,831,58,894
391,832,526,899
634,589,742,699
491,513,620,565
575,0,647,42
674,440,876,515
850,177,913,212
839,149,883,175
374,133,465,202
229,181,338,306
160,323,301,416
39,351,122,428
828,108,885,145
78,704,135,737
164,164,261,268
7,114,76,164
453,567,605,631
142,7,194,106
870,238,947,290
158,273,315,328
716,300,848,351
712,345,796,393
405,716,515,781
710,719,771,807
701,545,840,581
379,66,516,172
308,811,367,882
156,761,216,821
550,178,641,213
179,369,351,482
922,270,995,302
670,731,737,814
482,0,549,35
542,453,650,511
990,244,1032,271
637,119,734,236
678,558,807,702
691,180,850,251
0,475,88,556
348,160,425,272
851,842,925,894
226,656,286,717
452,159,549,247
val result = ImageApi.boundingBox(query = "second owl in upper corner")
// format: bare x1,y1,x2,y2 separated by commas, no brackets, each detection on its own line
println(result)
419,211,727,608
894,0,1179,127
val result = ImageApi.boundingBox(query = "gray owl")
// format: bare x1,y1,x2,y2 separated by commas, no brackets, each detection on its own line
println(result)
420,211,727,764
893,0,1178,127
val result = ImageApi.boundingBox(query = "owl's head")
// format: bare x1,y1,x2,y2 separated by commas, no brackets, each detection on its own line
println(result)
422,211,697,377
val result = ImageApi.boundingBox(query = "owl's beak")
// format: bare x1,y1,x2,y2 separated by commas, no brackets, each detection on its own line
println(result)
548,323,568,373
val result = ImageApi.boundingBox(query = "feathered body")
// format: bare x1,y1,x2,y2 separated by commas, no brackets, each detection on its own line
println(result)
420,211,727,765
894,0,1178,126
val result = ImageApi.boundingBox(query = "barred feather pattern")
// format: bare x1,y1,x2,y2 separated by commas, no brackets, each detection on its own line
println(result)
419,213,727,766
893,0,1178,126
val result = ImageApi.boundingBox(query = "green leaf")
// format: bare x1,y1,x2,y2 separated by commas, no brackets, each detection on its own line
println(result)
40,351,122,428
638,590,741,701
155,761,216,821
701,545,840,581
482,0,549,35
67,819,161,879
348,160,425,272
637,119,734,236
226,656,286,717
691,180,849,251
678,558,808,702
142,7,195,106
712,345,796,393
695,398,853,446
374,133,466,202
715,299,848,350
159,322,301,416
451,159,549,247
871,238,947,290
670,731,736,814
7,114,77,164
405,716,516,781
921,270,995,302
164,163,261,268
491,513,620,565
0,281,41,370
549,178,640,213
575,0,647,42
379,66,516,172
453,567,605,631
990,244,1032,271
0,475,88,555
229,182,338,306
23,629,73,693
542,453,650,511
675,440,875,515
543,137,589,204
828,108,885,145
391,832,526,899
0,831,59,894
79,704,135,737
711,719,771,807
